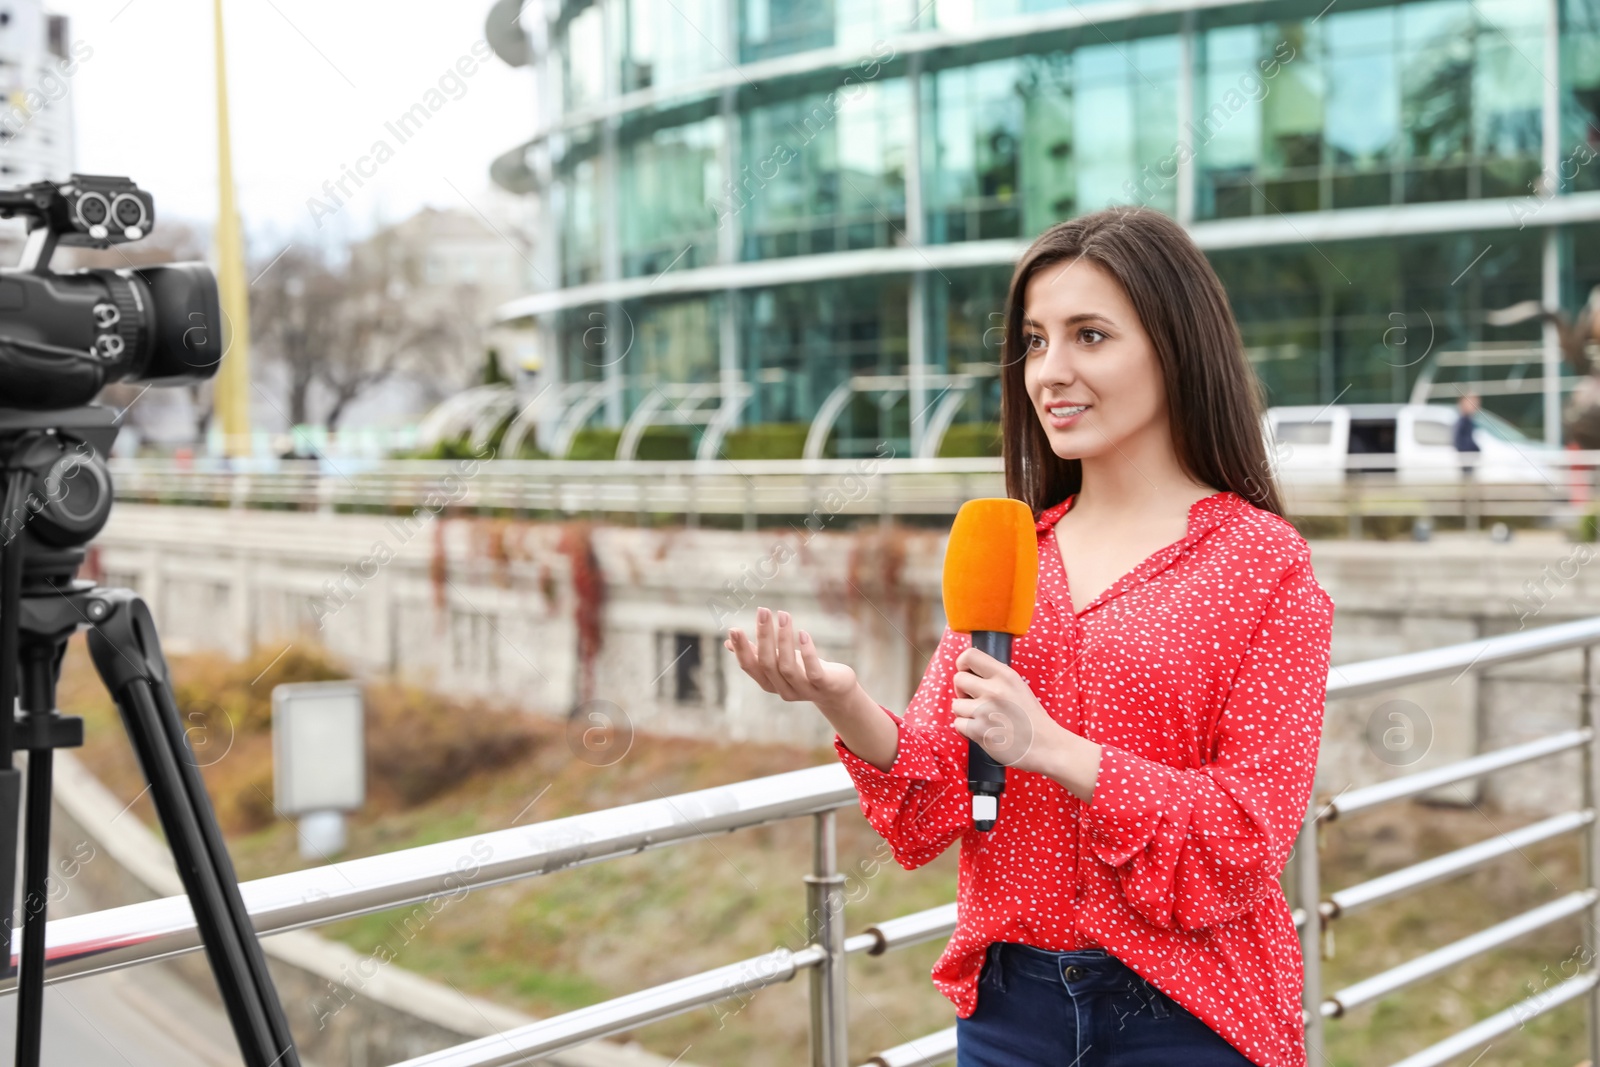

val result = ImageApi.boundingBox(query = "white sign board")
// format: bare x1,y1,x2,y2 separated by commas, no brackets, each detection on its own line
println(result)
272,680,365,815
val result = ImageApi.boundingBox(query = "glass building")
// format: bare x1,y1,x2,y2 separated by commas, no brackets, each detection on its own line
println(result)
483,0,1600,459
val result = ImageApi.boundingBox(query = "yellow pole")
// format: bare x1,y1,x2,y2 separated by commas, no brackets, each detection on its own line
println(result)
213,0,252,456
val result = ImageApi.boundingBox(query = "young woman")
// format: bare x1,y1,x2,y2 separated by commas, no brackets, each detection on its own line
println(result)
723,206,1334,1067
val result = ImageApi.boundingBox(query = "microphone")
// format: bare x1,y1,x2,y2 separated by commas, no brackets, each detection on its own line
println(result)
941,498,1039,832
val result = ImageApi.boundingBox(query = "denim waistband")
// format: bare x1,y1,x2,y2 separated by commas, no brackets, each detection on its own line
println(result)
984,941,1152,998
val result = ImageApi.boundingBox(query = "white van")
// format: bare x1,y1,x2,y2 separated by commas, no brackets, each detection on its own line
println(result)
1263,403,1564,485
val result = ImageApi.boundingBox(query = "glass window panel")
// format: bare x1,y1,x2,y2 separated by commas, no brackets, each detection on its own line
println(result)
1474,9,1543,197
623,0,725,92
935,0,1013,31
1197,25,1267,218
1475,0,1545,36
1019,55,1075,229
929,40,1177,236
1209,228,1543,418
740,79,909,260
1198,26,1263,169
620,116,722,278
1327,8,1400,168
559,160,601,287
1394,2,1466,207
935,0,1121,28
925,58,1022,243
563,6,606,112
1564,0,1600,192
1262,25,1322,173
836,0,918,51
634,297,719,386
1075,45,1137,212
1129,36,1181,215
740,278,909,448
741,0,833,63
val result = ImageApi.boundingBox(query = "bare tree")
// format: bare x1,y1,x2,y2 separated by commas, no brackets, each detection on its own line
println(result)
250,246,345,427
318,244,458,430
252,212,501,430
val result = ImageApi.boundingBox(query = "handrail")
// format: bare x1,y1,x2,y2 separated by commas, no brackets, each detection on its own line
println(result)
863,903,957,955
30,601,1600,1063
103,452,1600,528
385,945,829,1067
860,1026,956,1067
1321,729,1594,819
1387,971,1599,1067
24,610,1600,989
1323,617,1600,703
1323,809,1595,918
1322,889,1599,1017
0,764,857,990
1300,628,1600,1067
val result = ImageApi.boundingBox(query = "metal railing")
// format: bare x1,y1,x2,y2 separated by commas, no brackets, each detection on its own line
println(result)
1297,614,1600,1067
19,617,1600,1064
105,452,1600,533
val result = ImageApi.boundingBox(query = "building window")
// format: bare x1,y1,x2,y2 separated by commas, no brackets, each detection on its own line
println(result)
656,630,723,705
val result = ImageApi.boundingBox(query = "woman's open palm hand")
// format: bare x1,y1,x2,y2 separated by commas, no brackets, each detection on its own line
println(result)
725,607,857,708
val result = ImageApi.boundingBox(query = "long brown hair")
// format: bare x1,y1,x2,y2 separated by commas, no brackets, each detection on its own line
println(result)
998,206,1284,518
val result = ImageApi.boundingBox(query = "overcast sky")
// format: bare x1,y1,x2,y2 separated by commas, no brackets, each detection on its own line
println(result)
45,0,538,257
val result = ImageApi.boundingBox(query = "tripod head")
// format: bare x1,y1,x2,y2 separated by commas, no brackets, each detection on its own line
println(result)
0,405,118,584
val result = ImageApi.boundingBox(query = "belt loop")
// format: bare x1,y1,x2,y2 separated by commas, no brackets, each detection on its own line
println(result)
989,942,1009,995
1132,972,1169,1019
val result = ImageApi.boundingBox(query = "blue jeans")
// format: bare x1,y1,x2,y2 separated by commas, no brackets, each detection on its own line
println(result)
955,942,1255,1066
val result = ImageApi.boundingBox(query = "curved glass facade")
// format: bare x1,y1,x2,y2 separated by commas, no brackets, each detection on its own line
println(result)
500,0,1600,458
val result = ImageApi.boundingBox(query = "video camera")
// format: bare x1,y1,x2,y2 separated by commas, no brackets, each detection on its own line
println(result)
0,173,222,411
0,180,297,1067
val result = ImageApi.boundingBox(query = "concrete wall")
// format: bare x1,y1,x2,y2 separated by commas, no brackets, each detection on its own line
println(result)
88,506,1600,816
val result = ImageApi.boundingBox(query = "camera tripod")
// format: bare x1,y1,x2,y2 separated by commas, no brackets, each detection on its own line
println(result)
0,406,300,1067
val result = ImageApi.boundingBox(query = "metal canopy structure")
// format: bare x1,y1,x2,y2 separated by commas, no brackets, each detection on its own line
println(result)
804,372,991,460
617,381,755,461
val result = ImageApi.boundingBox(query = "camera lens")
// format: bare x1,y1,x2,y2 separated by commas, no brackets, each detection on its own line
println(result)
76,192,108,226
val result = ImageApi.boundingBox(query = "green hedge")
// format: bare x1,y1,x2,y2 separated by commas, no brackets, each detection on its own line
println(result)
403,420,1003,461
723,422,821,460
938,422,1002,458
566,426,696,460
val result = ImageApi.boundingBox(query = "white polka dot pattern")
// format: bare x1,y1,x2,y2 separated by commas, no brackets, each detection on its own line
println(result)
832,489,1334,1067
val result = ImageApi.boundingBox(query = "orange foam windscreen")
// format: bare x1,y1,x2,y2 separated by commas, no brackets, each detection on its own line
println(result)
941,498,1038,636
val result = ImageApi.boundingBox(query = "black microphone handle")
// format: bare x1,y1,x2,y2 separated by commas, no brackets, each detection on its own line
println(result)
967,630,1011,831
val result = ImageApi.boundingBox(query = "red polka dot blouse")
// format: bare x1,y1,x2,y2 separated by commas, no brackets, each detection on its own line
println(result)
833,489,1334,1067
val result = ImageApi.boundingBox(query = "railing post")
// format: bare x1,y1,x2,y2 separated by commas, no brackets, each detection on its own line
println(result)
1346,475,1360,540
805,809,848,1067
1465,465,1480,533
1582,644,1600,1067
1297,802,1325,1060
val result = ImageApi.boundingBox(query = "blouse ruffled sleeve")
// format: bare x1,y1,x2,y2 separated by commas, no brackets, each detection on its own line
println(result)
834,624,974,870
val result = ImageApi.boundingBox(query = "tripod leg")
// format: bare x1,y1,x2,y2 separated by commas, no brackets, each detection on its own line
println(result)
87,590,299,1067
11,616,78,1067
13,746,51,1066
0,469,26,981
